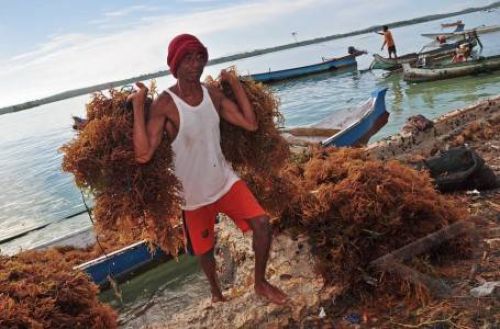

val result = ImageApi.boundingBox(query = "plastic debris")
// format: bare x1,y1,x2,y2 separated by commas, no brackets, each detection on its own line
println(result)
344,312,361,324
470,281,500,297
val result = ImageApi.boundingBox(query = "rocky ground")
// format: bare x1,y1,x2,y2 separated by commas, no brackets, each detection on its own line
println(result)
138,96,499,329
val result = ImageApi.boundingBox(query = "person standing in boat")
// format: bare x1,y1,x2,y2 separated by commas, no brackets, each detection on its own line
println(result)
377,25,397,59
128,34,288,305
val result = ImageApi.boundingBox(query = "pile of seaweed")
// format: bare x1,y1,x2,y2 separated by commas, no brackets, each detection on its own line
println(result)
0,250,117,329
206,69,291,218
206,69,289,174
61,86,183,255
275,147,470,299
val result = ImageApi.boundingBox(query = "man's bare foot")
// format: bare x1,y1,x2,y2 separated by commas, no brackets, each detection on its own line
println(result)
211,290,227,303
255,281,288,305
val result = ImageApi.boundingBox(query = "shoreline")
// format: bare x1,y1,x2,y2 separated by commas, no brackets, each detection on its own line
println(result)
1,1,500,116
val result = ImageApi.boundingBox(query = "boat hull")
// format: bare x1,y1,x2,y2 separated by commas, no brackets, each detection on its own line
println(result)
75,241,170,287
403,55,500,82
321,88,389,147
371,39,477,70
248,55,357,83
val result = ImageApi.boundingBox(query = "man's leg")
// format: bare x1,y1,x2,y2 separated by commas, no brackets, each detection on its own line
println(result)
198,248,226,302
249,216,288,305
183,208,224,302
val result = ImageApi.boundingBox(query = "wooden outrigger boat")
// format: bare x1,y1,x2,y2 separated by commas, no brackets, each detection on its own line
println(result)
247,54,357,83
370,38,478,70
402,54,500,83
282,88,389,147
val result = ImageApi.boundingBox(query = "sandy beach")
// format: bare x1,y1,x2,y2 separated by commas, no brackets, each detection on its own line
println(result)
121,96,500,329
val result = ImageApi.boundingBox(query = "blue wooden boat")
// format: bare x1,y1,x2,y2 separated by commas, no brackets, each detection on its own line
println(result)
284,88,389,147
74,241,170,286
321,88,389,147
22,89,388,288
247,54,357,83
30,225,171,287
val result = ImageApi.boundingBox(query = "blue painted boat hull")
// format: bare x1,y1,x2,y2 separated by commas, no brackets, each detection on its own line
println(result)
248,55,357,83
321,88,389,147
74,241,170,287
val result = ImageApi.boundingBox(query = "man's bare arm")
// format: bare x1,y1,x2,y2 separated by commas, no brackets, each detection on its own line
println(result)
129,82,166,163
214,70,257,131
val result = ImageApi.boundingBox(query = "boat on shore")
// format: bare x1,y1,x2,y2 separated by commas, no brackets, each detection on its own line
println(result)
283,88,388,147
321,88,388,147
370,37,478,70
402,54,500,82
246,54,357,83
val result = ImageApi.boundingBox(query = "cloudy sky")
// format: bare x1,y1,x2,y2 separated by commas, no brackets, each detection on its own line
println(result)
0,0,495,107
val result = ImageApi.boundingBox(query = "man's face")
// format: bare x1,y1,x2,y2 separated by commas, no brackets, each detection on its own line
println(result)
177,50,207,81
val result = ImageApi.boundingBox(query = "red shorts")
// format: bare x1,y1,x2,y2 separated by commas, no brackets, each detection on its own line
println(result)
182,180,266,256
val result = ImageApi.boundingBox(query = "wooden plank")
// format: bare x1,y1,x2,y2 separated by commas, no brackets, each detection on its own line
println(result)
379,261,452,298
371,220,474,268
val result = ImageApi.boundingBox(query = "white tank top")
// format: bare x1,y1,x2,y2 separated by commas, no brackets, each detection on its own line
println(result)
166,85,239,210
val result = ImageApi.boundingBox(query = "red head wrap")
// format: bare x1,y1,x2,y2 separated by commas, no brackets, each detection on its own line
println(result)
167,34,208,78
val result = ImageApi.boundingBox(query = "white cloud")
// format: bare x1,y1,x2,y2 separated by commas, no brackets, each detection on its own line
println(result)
103,5,156,17
0,0,323,107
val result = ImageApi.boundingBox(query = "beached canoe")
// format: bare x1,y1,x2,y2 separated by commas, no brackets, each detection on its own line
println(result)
282,88,389,147
402,54,500,82
247,54,357,83
370,38,477,70
31,225,171,287
321,88,388,147
421,24,500,39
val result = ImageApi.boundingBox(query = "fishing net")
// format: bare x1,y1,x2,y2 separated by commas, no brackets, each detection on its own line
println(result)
0,250,117,329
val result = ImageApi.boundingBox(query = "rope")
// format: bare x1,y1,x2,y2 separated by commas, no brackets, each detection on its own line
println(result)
79,190,123,302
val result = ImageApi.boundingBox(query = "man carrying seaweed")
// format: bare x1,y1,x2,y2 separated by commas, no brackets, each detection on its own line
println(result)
129,34,288,305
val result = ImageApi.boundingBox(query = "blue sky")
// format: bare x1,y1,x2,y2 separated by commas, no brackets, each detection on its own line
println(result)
0,0,495,107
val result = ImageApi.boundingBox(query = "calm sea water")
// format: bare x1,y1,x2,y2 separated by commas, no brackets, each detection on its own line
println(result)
1,10,499,256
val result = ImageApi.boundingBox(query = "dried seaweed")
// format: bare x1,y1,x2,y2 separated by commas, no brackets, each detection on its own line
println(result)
206,68,290,175
274,147,470,299
61,86,183,256
0,250,117,329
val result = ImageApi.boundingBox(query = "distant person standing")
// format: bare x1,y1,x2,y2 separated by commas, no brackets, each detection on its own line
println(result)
377,25,397,59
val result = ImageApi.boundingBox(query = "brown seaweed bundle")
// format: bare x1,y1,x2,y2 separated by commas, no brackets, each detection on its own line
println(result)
276,147,470,297
206,68,290,175
61,88,183,255
0,250,117,329
206,69,292,217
